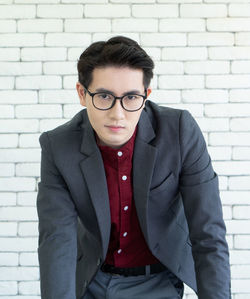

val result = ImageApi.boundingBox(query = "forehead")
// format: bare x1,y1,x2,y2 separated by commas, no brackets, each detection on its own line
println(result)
90,66,144,92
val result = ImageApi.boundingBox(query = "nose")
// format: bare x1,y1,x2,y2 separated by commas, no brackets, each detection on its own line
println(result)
108,99,125,120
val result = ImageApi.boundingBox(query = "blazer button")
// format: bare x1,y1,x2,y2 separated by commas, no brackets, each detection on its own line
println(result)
97,258,101,266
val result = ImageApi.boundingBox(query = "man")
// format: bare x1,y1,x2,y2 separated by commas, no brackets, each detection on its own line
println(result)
37,36,231,299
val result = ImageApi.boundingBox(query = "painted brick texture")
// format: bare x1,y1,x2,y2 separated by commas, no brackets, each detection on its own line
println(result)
0,1,249,298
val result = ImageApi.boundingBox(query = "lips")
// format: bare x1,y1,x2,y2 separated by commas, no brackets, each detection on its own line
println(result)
106,125,124,132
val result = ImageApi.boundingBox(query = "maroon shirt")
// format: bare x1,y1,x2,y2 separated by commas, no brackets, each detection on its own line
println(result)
98,129,159,267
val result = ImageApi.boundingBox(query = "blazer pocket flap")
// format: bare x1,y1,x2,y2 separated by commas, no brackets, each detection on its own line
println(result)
150,172,175,196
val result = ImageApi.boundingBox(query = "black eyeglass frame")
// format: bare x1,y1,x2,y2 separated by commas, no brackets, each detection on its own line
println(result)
83,85,148,112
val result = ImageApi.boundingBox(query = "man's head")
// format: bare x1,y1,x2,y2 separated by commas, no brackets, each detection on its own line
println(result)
76,36,154,149
77,36,154,90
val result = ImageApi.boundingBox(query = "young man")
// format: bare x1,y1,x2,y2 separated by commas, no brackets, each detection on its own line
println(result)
37,36,231,299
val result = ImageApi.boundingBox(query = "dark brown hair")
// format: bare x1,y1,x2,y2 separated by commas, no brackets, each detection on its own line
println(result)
77,36,154,89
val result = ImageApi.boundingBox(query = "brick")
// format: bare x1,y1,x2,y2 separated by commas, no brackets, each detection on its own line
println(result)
234,236,250,250
0,237,37,252
63,104,82,118
209,47,250,60
15,0,59,2
229,4,250,17
218,175,227,190
18,222,38,237
16,104,62,118
155,61,183,74
19,281,40,295
162,104,203,117
233,206,250,220
205,104,250,117
19,134,40,148
17,192,37,206
0,282,17,295
0,120,38,133
21,47,66,61
230,118,250,131
0,193,16,206
0,222,17,236
207,18,250,32
43,62,77,75
222,206,232,220
197,118,229,132
0,20,16,33
185,61,229,74
0,62,42,75
141,33,186,46
37,4,83,18
0,296,40,299
231,279,250,293
236,33,250,46
0,267,39,281
0,77,14,89
113,19,158,32
232,265,250,279
0,178,36,191
65,19,111,32
0,253,18,266
229,176,250,190
16,163,40,177
0,149,40,162
182,89,228,103
188,33,234,46
132,4,178,17
0,163,15,177
143,48,161,61
0,91,37,104
0,34,43,47
39,90,77,104
17,19,63,33
230,89,250,102
206,75,250,89
0,207,37,221
221,191,250,205
63,75,78,89
210,133,250,146
0,134,18,148
0,48,19,61
226,220,250,234
148,90,181,104
68,47,86,61
20,253,38,266
158,0,201,2
180,4,227,17
0,5,35,19
63,0,107,2
159,75,204,89
40,119,69,132
85,4,130,17
235,295,250,299
45,33,91,47
213,161,250,175
207,146,232,160
0,105,14,118
92,32,139,43
160,19,205,32
232,61,250,74
162,47,207,60
226,235,233,249
233,147,250,160
16,76,62,90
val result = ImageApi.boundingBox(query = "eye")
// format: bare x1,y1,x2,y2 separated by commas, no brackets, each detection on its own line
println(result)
97,93,113,100
125,95,138,100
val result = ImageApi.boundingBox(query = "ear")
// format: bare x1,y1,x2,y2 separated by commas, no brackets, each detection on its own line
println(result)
76,82,87,107
146,87,152,98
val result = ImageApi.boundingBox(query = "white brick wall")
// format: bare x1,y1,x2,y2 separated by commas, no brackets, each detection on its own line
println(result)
0,1,249,298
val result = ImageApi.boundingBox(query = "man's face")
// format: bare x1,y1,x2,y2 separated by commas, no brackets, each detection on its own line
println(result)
76,66,151,149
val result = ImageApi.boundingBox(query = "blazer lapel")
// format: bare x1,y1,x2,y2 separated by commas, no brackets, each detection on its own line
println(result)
79,119,111,259
133,109,157,243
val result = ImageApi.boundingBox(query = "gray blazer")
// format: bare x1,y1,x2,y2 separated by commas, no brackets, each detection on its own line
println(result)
37,100,231,299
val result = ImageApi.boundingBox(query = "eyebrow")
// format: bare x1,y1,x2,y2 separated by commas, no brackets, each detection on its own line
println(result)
95,88,142,95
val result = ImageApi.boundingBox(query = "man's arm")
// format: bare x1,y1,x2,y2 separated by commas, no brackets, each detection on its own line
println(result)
37,132,78,299
179,110,231,299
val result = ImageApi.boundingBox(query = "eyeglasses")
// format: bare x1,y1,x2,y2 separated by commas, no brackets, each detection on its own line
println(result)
83,85,147,112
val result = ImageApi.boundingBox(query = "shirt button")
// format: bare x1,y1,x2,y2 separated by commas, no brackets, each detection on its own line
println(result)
123,232,127,237
124,206,128,211
117,151,123,157
118,249,122,254
122,175,127,181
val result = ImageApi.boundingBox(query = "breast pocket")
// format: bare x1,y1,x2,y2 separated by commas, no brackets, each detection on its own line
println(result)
150,172,176,196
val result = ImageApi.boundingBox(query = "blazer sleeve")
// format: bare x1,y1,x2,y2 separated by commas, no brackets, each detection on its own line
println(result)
178,110,231,299
37,132,78,299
